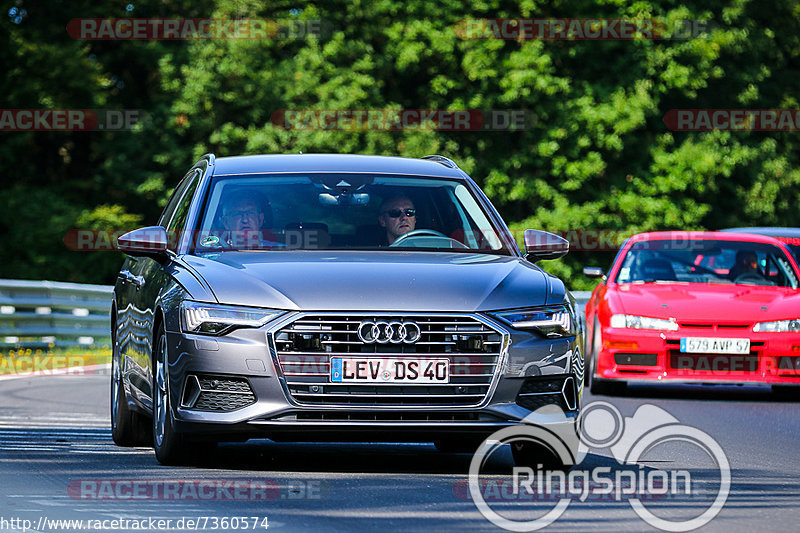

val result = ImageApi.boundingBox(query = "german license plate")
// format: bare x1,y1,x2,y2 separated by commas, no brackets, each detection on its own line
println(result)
679,337,750,355
329,358,449,383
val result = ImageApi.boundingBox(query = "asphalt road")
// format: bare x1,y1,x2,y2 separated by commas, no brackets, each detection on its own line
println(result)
0,369,798,532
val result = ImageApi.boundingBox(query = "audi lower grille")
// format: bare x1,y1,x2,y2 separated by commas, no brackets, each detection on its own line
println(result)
180,375,256,411
271,314,506,407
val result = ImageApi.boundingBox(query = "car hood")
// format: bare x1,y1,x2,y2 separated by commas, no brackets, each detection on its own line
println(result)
611,282,800,322
182,251,564,312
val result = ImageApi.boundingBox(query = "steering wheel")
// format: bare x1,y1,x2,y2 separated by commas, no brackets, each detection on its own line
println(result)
390,229,448,247
733,272,766,284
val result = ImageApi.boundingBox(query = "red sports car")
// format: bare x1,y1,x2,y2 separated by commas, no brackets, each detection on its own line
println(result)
583,231,800,394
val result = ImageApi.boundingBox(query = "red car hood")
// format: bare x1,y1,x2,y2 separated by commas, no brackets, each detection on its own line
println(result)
610,282,800,323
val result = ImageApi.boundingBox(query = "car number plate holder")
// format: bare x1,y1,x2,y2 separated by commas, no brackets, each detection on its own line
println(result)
330,357,450,383
679,337,750,355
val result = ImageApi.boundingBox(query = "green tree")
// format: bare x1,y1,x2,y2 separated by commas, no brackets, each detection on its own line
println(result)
2,0,800,288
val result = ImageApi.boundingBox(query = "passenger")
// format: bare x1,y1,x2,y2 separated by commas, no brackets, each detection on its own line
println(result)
219,190,278,248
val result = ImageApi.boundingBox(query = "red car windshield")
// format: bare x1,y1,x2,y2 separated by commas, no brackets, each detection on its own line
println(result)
615,239,799,288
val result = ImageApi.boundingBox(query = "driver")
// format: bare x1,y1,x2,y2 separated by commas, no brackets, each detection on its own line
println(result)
729,250,760,280
378,195,416,245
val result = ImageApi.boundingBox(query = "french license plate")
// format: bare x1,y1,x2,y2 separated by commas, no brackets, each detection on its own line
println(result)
329,357,449,383
679,337,750,355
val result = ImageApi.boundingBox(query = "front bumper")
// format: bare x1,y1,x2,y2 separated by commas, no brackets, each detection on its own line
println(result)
162,311,582,442
596,326,800,384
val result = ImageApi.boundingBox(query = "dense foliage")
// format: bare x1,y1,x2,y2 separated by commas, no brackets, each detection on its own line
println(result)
2,0,799,289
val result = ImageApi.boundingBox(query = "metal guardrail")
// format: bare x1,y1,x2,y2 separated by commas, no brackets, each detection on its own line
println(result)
0,279,592,350
0,279,113,348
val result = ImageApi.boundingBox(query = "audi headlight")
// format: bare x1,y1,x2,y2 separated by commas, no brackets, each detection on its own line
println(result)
753,319,800,333
610,314,678,331
181,301,284,335
491,306,576,338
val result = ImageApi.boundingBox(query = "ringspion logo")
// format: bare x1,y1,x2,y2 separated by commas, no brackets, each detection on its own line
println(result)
468,402,730,531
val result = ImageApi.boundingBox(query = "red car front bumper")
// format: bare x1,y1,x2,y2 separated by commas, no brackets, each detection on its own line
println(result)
596,326,800,384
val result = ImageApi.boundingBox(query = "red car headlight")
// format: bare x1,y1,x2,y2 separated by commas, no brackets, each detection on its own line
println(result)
610,314,678,331
753,319,800,333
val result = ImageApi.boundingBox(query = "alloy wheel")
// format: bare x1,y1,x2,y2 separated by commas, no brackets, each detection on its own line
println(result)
154,335,167,448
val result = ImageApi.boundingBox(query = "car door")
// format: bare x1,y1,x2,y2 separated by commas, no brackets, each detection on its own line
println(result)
114,255,138,379
126,168,202,404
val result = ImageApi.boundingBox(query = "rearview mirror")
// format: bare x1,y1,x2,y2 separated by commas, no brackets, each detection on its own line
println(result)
118,226,168,258
318,193,370,206
523,230,569,262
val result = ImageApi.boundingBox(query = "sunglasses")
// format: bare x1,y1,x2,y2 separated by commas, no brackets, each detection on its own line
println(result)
384,208,416,218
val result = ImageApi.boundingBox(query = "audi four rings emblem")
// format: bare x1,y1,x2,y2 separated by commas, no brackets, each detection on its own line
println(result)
357,321,422,344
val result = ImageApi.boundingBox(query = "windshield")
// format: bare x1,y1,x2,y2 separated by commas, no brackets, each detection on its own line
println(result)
190,174,512,255
615,239,799,288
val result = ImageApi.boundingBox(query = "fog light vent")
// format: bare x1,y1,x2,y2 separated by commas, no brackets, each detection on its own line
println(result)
561,376,577,411
181,374,256,411
516,376,578,413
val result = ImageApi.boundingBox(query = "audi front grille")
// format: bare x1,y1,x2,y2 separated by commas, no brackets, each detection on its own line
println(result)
270,314,506,407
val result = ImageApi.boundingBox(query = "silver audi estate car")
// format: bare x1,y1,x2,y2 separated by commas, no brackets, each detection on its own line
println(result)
111,153,583,466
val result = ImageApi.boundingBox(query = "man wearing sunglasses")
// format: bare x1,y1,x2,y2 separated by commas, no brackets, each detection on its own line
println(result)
378,195,417,245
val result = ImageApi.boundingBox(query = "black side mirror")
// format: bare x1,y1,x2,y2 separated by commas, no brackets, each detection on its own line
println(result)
523,230,569,262
118,226,168,259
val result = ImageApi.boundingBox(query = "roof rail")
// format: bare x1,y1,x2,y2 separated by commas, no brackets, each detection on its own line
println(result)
200,153,216,165
422,155,459,169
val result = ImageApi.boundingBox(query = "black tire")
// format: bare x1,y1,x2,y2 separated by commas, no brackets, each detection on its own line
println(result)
510,441,572,472
111,326,149,446
152,325,189,465
586,317,626,395
590,378,627,396
773,385,800,401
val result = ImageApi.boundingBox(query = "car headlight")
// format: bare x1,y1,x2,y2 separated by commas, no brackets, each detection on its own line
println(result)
753,319,800,333
181,301,284,335
491,306,576,338
610,314,678,331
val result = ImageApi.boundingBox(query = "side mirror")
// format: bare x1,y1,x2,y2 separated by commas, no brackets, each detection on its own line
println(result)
118,226,168,258
583,266,605,278
523,230,569,262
